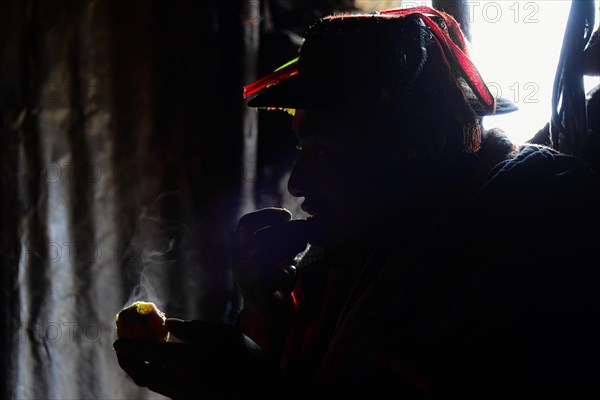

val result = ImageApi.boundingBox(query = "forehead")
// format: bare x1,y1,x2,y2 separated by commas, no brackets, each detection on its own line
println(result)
292,108,375,140
291,106,409,142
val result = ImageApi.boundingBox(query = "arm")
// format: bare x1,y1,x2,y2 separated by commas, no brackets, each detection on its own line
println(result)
113,208,310,399
232,208,311,358
113,318,289,399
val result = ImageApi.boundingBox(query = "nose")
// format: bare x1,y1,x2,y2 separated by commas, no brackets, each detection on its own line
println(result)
287,155,312,198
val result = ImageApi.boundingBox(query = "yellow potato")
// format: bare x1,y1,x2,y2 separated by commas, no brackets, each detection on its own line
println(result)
115,301,169,342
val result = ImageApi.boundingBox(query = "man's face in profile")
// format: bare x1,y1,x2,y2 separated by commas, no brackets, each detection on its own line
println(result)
287,108,414,247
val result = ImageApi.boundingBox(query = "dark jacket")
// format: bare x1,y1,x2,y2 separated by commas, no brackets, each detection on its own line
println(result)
284,143,600,398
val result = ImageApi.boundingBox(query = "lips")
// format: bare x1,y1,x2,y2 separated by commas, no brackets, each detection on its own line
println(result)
301,206,316,216
300,200,318,216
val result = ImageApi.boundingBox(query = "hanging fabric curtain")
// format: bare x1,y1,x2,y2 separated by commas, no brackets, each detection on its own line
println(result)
0,1,247,398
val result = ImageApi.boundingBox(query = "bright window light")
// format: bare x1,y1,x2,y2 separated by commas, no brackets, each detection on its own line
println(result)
354,1,599,145
470,0,600,144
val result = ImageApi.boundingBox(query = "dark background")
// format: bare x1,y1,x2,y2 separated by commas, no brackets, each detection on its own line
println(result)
0,0,358,398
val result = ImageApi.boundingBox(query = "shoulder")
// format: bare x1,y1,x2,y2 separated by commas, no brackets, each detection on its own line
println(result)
476,142,600,206
462,139,600,255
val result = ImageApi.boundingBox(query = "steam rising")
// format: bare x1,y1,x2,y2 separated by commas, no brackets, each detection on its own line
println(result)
124,272,163,311
120,192,193,313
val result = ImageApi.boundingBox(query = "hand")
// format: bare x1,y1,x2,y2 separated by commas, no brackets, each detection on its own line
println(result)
113,318,266,399
232,208,311,318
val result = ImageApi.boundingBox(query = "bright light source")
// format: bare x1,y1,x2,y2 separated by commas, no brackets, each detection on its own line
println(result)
470,0,600,144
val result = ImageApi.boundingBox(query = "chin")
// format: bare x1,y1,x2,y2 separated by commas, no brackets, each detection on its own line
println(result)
305,215,359,248
304,215,331,247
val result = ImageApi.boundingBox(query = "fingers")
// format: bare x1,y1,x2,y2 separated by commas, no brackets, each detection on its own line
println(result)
234,209,311,315
113,338,248,396
164,319,241,344
163,318,192,342
114,339,179,365
253,218,312,260
113,326,243,363
116,351,161,387
249,220,311,287
114,339,209,366
236,207,292,238
235,209,310,266
115,346,201,398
